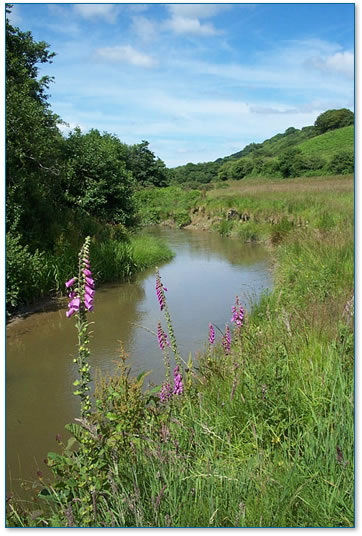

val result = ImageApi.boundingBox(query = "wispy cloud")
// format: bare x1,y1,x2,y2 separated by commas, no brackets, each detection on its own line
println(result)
166,4,231,19
164,3,230,36
165,16,219,36
94,45,157,68
305,51,354,78
73,4,120,23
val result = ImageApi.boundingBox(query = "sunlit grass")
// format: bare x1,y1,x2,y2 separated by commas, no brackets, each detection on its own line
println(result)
7,173,354,527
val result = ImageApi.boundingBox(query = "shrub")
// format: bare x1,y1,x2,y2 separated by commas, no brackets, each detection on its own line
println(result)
230,158,254,180
314,108,354,134
173,210,191,228
328,151,354,175
6,232,51,312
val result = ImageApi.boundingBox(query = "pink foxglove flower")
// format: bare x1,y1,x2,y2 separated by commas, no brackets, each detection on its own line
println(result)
231,296,244,327
173,366,183,395
209,323,215,344
160,382,172,402
157,322,170,351
65,277,76,289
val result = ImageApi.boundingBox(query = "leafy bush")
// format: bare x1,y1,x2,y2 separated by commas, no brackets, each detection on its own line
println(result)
328,151,354,175
173,210,191,228
230,158,254,180
314,108,354,134
6,232,51,312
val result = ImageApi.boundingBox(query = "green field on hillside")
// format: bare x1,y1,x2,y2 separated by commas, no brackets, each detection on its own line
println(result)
298,125,354,158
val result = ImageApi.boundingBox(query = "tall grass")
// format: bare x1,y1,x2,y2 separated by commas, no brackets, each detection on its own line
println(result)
6,174,354,527
6,231,174,315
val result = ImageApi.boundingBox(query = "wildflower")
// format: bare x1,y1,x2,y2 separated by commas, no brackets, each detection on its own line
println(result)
85,276,95,288
209,323,215,344
69,296,80,309
66,236,94,419
155,272,167,311
173,365,183,395
160,382,172,402
231,296,244,327
157,322,170,351
222,324,231,354
85,286,95,298
66,277,76,289
66,307,77,318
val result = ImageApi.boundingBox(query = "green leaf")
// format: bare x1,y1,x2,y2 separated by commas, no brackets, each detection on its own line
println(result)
137,370,151,383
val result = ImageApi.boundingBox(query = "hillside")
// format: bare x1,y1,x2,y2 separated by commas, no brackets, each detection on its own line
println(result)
171,112,354,186
299,125,354,159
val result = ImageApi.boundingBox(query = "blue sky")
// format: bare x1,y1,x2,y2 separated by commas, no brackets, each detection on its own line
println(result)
7,3,354,167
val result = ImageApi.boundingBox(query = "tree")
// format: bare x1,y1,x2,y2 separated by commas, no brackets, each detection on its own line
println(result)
314,109,354,134
128,141,169,187
230,158,253,180
278,148,302,178
328,151,354,175
63,129,136,226
6,6,65,248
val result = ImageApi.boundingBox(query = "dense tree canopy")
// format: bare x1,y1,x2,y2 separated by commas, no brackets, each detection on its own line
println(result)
314,109,354,134
6,9,65,247
63,129,136,226
127,141,169,188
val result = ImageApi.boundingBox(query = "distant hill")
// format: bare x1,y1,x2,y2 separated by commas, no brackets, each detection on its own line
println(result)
298,125,354,159
170,111,354,186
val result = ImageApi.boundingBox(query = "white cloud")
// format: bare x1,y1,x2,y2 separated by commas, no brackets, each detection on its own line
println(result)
166,16,219,36
164,3,229,36
94,45,157,68
306,51,354,78
167,4,231,19
73,4,119,23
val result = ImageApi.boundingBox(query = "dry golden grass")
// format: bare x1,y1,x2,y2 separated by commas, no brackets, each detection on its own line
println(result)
207,174,353,200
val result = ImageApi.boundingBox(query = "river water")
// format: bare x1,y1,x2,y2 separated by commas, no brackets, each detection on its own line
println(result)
6,227,273,496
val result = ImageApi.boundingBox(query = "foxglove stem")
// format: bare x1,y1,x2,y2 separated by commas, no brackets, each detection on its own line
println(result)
155,269,182,370
66,236,94,419
209,323,215,344
157,322,171,382
231,296,244,329
222,324,231,355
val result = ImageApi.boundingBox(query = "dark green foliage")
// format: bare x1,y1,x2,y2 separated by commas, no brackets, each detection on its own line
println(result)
6,13,65,249
328,151,354,175
314,109,354,134
6,232,51,312
63,128,136,226
278,148,302,178
135,186,202,225
128,140,169,187
230,158,254,180
172,161,221,185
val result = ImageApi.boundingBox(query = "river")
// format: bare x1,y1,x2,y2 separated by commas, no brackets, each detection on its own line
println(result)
6,227,273,497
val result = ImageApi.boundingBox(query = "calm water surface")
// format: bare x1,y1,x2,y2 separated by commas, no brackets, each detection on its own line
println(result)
6,228,273,495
